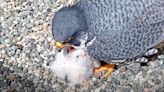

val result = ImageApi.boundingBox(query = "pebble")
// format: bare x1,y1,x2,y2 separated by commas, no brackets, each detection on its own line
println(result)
158,55,164,59
25,21,33,29
25,80,34,87
0,74,4,80
35,86,44,92
7,73,15,81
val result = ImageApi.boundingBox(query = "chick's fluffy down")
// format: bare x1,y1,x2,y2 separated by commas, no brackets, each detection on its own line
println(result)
50,46,100,85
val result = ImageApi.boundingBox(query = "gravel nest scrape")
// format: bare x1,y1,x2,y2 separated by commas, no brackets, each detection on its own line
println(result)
0,0,164,92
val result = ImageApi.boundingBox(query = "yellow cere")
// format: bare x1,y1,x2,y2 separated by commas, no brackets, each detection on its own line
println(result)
55,42,64,48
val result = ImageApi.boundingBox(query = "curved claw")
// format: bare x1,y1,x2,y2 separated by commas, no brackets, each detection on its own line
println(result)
94,64,115,79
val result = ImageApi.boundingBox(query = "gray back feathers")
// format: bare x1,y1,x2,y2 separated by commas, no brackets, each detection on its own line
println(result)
75,0,164,61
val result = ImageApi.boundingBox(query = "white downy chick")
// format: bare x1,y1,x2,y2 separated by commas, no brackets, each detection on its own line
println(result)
50,45,100,86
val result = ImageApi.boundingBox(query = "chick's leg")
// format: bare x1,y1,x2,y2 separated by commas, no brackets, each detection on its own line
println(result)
94,64,115,78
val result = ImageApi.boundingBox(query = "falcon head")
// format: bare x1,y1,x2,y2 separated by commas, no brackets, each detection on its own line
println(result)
52,6,87,48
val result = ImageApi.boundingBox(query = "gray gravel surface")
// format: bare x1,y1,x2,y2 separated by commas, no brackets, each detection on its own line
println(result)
0,0,164,92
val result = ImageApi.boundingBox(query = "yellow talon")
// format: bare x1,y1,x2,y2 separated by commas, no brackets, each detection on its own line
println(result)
95,64,115,78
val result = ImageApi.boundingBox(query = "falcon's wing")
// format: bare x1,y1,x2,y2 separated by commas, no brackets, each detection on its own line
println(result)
85,0,164,61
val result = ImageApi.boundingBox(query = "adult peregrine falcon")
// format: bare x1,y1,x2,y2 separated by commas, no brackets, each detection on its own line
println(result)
52,0,164,77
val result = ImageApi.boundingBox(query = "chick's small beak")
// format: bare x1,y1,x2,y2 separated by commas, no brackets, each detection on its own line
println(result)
55,42,65,48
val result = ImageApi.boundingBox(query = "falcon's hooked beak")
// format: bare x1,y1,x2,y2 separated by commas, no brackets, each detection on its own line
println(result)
55,36,75,49
55,42,65,48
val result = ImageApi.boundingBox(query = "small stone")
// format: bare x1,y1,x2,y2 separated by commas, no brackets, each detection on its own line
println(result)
25,80,34,87
95,88,101,92
16,44,24,50
28,20,34,26
7,73,15,81
55,86,63,92
143,88,153,92
26,87,33,92
10,82,19,92
19,10,30,16
0,63,3,69
2,67,9,76
44,85,54,92
119,65,126,72
43,68,50,75
158,55,164,59
159,60,164,65
0,74,4,80
1,90,8,92
155,87,164,92
43,23,48,31
92,77,97,82
35,86,44,92
13,20,18,24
